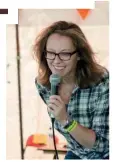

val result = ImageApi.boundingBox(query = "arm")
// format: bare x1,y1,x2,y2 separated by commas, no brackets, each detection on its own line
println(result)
64,82,109,150
66,121,96,149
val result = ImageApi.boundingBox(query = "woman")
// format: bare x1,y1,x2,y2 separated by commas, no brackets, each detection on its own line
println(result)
33,21,109,159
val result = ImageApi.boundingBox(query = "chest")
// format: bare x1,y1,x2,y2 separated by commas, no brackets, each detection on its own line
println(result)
58,86,74,104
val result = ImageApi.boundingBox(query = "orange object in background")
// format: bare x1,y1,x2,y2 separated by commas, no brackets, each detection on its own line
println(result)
26,134,59,148
26,134,46,147
77,9,90,19
33,134,47,145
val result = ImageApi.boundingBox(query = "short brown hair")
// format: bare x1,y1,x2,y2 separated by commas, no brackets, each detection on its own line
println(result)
33,21,107,88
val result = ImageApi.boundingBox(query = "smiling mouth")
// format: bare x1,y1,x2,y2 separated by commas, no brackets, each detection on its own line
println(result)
54,66,65,70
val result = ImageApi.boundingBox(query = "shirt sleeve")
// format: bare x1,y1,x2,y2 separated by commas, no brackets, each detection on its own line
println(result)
91,75,109,152
35,78,52,118
35,77,47,104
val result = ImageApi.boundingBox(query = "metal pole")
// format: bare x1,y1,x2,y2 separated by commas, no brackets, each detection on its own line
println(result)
15,24,24,159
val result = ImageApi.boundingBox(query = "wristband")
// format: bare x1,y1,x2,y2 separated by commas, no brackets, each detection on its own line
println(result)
64,120,78,133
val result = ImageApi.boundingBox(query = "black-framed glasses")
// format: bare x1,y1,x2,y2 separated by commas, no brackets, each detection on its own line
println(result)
45,50,77,61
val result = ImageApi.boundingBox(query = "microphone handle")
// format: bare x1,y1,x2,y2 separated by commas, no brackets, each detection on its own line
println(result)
51,84,58,95
50,84,59,118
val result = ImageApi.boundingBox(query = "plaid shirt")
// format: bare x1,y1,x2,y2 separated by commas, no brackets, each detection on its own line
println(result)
35,72,109,159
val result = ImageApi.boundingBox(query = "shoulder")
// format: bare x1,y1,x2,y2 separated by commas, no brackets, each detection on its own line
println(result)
98,71,109,89
94,71,109,95
35,77,43,91
35,77,49,94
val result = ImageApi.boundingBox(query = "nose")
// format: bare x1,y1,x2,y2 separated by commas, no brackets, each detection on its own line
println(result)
53,54,62,63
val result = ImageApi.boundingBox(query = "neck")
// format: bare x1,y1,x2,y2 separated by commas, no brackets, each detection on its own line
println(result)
61,73,76,85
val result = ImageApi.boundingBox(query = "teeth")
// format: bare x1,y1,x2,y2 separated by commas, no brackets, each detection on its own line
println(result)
54,66,65,70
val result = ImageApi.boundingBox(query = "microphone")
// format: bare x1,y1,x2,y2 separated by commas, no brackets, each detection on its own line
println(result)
49,74,61,118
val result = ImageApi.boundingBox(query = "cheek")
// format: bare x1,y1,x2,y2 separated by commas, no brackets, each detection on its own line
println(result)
47,60,53,69
67,58,77,70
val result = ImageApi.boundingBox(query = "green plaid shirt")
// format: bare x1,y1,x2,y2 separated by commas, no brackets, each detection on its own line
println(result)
35,72,109,159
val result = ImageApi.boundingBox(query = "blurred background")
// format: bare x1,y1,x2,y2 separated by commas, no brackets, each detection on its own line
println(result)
6,1,109,160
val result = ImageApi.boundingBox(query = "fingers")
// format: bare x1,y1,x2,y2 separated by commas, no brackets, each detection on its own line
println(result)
48,103,56,117
48,95,61,116
48,95,67,121
48,102,57,110
48,97,61,107
50,95,62,103
48,95,65,118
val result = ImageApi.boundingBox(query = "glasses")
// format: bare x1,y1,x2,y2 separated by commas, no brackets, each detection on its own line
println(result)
45,50,77,61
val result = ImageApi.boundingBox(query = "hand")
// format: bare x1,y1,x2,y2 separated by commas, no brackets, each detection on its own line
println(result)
48,95,68,123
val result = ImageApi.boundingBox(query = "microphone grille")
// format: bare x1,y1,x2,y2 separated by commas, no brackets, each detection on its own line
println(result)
49,74,61,85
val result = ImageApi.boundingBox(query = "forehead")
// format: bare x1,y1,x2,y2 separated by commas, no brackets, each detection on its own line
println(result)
46,33,74,51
